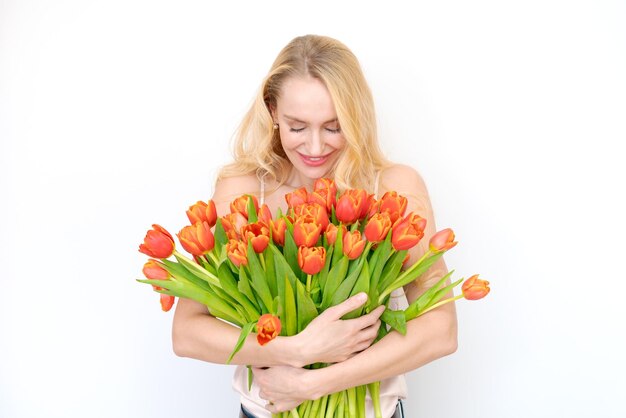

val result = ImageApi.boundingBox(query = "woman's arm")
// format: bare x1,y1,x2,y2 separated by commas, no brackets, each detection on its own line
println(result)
172,174,385,368
253,165,458,412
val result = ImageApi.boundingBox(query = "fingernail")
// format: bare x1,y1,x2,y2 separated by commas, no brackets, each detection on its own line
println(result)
356,293,367,303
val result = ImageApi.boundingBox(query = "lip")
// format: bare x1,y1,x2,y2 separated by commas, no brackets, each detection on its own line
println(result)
298,152,333,167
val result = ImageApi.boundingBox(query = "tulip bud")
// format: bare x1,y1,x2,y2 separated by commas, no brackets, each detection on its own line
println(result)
160,294,176,312
285,187,308,208
186,200,217,227
226,239,248,267
298,245,326,275
293,216,323,247
429,228,457,253
379,191,408,223
230,195,259,220
343,230,366,260
139,224,175,259
143,259,170,291
220,212,247,240
293,203,329,230
270,217,287,246
256,314,282,346
177,221,215,256
391,213,427,251
364,212,392,243
241,222,270,253
311,178,337,212
335,189,368,224
258,204,273,225
462,275,490,300
324,223,346,246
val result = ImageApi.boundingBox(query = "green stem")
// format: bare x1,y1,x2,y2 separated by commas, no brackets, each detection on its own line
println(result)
418,294,464,316
368,381,382,418
377,250,432,303
260,252,266,271
207,250,220,266
306,274,312,293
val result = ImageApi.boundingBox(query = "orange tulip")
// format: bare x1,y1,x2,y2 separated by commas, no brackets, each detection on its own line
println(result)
139,224,175,259
324,223,346,246
285,187,308,208
220,212,247,240
230,195,259,220
379,191,408,223
258,203,273,225
143,259,169,291
343,230,366,260
270,217,287,246
293,203,329,230
186,200,217,227
429,228,457,253
391,213,427,251
298,245,326,275
462,275,490,300
364,212,392,243
177,221,215,256
335,189,369,224
293,216,323,247
310,178,337,212
226,239,248,267
313,177,337,196
256,314,282,346
160,294,176,312
241,222,270,253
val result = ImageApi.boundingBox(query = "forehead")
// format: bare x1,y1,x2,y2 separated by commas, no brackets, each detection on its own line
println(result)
276,76,337,122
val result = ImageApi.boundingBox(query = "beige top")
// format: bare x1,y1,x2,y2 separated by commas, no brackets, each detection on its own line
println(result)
232,173,408,418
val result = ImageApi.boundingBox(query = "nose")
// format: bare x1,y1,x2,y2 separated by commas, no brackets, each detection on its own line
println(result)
306,129,324,156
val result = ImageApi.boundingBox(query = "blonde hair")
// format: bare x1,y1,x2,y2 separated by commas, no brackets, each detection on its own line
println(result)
218,34,390,192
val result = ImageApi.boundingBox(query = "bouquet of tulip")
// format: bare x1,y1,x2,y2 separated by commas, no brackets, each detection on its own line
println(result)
137,178,490,418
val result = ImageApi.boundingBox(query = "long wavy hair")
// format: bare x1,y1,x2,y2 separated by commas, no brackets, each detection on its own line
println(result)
218,34,390,192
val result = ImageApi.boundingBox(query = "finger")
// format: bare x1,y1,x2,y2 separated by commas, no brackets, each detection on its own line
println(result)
323,292,368,319
350,305,385,329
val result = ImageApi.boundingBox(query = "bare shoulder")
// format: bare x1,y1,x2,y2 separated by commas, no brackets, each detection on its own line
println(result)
212,173,260,211
378,163,429,198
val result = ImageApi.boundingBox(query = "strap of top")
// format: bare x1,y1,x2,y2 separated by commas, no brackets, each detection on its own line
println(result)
373,170,382,199
259,174,266,205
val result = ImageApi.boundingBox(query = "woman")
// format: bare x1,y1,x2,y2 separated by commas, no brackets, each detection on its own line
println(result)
172,34,457,418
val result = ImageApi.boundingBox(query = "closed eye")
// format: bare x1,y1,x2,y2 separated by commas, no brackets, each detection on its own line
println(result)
325,128,341,134
290,127,306,133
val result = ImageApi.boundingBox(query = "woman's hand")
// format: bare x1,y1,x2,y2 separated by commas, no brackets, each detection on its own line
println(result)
291,293,385,366
252,365,314,413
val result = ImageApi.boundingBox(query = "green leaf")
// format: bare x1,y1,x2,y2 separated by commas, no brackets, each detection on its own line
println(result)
226,321,255,364
246,194,258,223
296,280,319,332
173,252,220,287
282,223,303,282
283,275,297,336
330,257,366,313
376,250,407,294
342,260,370,319
246,242,273,313
160,259,213,292
317,246,333,290
381,308,407,335
217,263,259,321
390,252,444,292
214,218,229,246
264,246,277,298
331,225,344,267
320,255,349,310
237,268,257,310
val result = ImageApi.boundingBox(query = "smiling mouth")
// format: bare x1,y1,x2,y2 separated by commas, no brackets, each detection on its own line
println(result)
298,152,333,166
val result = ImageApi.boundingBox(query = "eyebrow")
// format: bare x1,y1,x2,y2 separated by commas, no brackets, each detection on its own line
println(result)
283,115,338,124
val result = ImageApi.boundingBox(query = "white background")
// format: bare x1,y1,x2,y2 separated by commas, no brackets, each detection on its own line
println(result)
1,1,625,417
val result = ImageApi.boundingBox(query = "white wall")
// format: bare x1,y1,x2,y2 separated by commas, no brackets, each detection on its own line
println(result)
1,1,624,417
